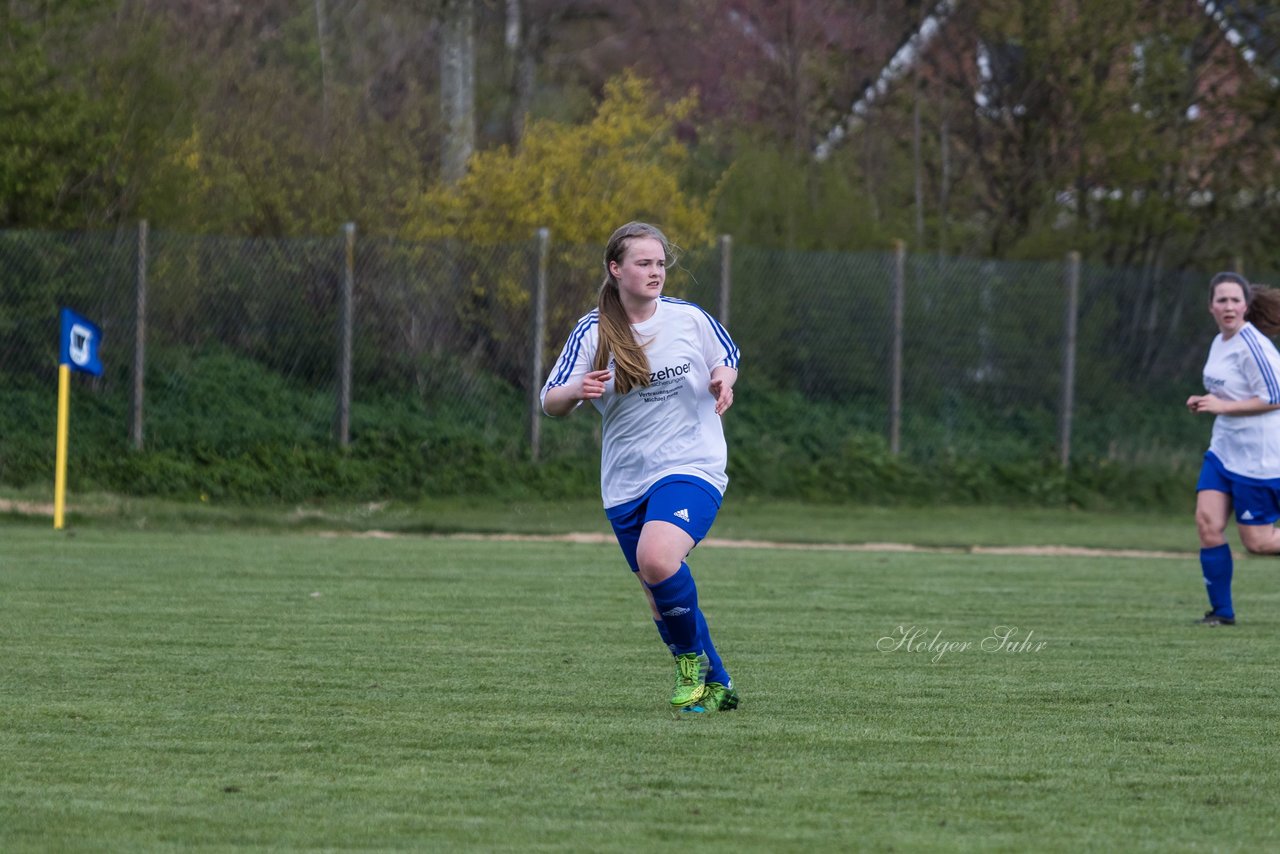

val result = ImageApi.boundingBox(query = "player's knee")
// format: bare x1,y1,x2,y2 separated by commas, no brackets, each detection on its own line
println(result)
1240,528,1280,555
1195,513,1226,546
635,548,680,584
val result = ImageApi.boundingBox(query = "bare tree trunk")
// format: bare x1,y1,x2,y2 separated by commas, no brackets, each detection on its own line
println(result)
505,0,520,51
314,0,331,142
440,0,476,185
913,95,924,247
506,0,536,147
911,3,926,248
938,112,949,260
514,30,539,146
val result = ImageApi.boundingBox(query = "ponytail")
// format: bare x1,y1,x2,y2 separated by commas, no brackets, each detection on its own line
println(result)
595,280,652,395
1248,285,1280,337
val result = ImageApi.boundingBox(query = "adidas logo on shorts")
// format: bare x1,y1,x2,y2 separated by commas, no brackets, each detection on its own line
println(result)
674,508,690,522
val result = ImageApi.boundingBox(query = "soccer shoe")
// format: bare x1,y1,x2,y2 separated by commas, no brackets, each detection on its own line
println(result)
1198,610,1236,626
669,652,710,708
680,681,740,714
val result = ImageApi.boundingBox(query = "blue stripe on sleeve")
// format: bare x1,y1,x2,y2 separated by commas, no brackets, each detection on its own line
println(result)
1241,327,1280,404
662,297,740,368
547,313,598,388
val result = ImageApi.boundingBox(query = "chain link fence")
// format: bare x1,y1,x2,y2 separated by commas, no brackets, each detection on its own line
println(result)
1,224,1263,496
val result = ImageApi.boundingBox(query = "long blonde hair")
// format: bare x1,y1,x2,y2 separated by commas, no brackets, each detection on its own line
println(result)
594,222,674,394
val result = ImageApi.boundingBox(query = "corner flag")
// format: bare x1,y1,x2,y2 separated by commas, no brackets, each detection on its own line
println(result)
60,308,104,376
55,307,104,529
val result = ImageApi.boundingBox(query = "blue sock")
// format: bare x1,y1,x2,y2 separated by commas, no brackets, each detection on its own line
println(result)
1201,544,1234,618
655,611,730,685
646,564,701,654
697,608,731,686
653,619,676,654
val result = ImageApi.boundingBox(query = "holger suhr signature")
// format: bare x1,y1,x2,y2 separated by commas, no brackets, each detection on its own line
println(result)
876,625,1047,664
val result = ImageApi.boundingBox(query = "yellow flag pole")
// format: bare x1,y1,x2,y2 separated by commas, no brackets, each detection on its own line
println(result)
54,364,70,530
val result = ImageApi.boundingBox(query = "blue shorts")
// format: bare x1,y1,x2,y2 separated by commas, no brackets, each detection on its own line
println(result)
1197,451,1280,526
605,475,723,573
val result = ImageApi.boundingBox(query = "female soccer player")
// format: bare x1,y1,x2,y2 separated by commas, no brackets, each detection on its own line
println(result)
541,221,740,712
1187,272,1280,625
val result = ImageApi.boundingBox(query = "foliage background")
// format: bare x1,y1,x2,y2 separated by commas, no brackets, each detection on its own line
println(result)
4,0,1280,510
0,227,1243,513
5,1,1278,266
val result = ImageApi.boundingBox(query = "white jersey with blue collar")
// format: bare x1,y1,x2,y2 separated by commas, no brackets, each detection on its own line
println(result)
1203,320,1280,479
541,296,741,509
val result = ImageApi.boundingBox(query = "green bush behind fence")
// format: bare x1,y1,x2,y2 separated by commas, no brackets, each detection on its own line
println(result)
1,226,1261,509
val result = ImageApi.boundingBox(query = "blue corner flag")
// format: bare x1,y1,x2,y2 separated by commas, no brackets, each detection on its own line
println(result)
59,307,103,377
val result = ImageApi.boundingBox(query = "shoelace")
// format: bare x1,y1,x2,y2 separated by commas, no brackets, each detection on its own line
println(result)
676,655,703,685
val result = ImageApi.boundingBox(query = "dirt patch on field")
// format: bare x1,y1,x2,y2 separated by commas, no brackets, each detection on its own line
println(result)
6,497,1189,559
0,498,55,516
324,529,1192,560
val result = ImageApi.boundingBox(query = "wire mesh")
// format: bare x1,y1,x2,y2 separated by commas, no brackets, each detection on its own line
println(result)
1,229,137,391
0,225,1227,489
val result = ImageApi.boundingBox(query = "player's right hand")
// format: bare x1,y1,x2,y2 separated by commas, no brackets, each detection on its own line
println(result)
579,370,612,400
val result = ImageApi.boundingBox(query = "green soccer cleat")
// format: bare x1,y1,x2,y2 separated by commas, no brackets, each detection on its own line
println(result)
703,681,739,711
680,681,740,714
669,652,710,708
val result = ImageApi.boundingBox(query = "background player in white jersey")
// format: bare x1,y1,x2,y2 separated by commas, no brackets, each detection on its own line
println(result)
541,221,740,713
1186,272,1280,625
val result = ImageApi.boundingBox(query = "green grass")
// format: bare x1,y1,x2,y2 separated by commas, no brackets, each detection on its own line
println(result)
2,488,1205,551
2,521,1278,851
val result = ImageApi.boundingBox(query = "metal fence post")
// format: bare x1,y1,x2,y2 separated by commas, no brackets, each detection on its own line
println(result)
1060,250,1080,470
890,240,905,456
132,219,148,450
718,234,732,326
530,227,550,461
337,222,355,448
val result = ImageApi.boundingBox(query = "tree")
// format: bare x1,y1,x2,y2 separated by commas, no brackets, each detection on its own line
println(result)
0,1,124,228
845,0,1280,270
713,139,897,250
410,71,713,246
398,71,716,388
139,1,439,236
439,0,476,185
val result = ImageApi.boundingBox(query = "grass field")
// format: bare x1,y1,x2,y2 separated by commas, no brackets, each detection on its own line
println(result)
0,488,1210,551
3,510,1278,851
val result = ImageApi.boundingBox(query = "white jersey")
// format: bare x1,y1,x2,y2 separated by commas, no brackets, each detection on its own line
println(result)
541,296,741,509
1202,321,1280,479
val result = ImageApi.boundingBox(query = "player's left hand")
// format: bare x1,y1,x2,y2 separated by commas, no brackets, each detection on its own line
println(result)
709,377,734,415
1187,394,1222,414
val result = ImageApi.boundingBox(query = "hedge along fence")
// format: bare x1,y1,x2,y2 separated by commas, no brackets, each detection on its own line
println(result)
0,223,1244,478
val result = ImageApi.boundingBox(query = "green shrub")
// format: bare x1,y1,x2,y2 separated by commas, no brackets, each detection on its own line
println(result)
0,352,1198,510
